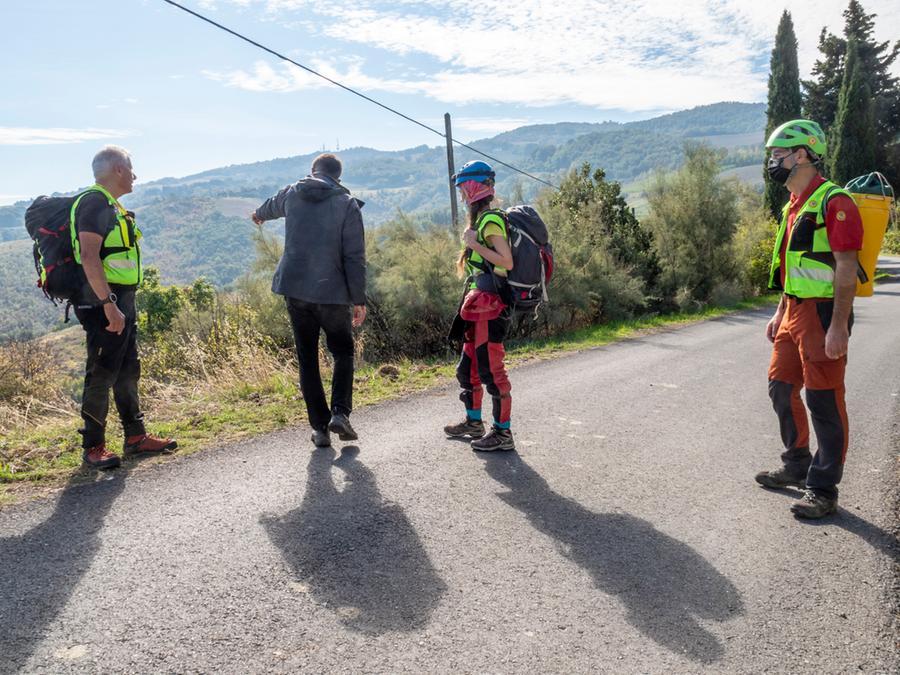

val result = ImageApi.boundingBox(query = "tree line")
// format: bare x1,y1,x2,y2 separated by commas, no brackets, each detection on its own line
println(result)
764,1,899,217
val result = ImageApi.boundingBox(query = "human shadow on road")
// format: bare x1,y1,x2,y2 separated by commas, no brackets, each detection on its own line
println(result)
262,445,447,635
0,467,129,673
481,453,744,664
762,487,899,563
805,509,899,563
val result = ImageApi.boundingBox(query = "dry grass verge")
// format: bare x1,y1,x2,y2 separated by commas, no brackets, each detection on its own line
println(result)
0,296,777,506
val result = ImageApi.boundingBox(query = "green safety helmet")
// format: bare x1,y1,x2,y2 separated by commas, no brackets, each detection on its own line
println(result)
765,119,827,159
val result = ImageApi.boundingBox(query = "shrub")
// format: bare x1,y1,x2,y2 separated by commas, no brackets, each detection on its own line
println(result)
365,214,460,358
732,185,777,296
883,226,900,255
533,165,657,332
644,143,739,303
136,267,184,338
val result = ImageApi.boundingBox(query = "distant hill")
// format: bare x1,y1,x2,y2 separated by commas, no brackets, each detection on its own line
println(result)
0,203,27,243
0,101,765,342
0,239,64,340
626,101,765,137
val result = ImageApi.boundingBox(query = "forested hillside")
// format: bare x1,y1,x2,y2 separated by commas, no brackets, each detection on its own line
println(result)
0,101,766,342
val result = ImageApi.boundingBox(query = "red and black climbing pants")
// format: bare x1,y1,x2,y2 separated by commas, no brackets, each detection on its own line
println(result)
456,315,512,426
767,296,851,498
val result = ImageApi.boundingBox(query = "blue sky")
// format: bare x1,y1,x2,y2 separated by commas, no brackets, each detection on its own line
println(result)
1,0,898,204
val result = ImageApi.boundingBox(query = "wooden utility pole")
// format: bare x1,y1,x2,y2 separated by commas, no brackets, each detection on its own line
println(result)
444,113,459,229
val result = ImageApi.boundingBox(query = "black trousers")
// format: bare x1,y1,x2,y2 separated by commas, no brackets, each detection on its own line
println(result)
285,298,355,431
74,289,145,449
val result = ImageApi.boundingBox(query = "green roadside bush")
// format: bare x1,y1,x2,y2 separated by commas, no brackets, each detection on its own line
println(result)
365,213,460,359
128,146,776,384
732,185,777,296
643,144,739,304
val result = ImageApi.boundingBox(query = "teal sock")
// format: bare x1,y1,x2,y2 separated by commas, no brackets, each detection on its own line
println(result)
494,420,510,430
466,409,482,421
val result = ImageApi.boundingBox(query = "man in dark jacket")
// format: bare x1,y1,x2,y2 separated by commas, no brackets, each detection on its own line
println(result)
252,153,367,447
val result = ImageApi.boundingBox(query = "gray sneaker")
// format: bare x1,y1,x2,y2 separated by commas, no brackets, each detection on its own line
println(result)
444,418,485,439
328,413,358,441
791,490,837,519
755,466,807,489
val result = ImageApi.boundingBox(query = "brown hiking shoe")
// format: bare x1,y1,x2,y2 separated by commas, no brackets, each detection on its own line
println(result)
444,418,485,439
755,466,807,490
83,444,121,470
123,433,178,457
790,490,838,519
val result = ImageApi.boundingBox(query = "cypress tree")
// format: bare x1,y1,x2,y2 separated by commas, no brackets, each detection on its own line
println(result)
764,10,802,219
803,1,900,182
829,38,877,185
802,28,844,130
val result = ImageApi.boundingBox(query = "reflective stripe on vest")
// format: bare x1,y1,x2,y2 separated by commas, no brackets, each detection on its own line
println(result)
767,180,854,299
106,259,138,269
787,266,834,282
70,184,143,286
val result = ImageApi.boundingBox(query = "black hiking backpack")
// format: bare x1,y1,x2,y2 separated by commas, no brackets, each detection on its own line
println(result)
24,194,85,303
500,205,554,313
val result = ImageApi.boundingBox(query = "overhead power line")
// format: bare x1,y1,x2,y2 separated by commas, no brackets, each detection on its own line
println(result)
160,0,558,190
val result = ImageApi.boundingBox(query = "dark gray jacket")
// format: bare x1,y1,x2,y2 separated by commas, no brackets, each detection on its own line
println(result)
255,175,366,306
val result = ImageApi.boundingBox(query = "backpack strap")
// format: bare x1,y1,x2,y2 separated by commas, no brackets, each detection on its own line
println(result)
818,183,868,283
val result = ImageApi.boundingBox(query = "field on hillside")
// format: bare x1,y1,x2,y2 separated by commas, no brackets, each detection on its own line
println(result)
721,164,764,186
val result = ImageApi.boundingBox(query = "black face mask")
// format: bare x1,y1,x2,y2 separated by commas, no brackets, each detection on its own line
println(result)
766,150,797,184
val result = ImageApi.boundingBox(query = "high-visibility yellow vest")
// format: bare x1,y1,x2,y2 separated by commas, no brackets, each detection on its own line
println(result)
768,180,855,298
70,184,143,286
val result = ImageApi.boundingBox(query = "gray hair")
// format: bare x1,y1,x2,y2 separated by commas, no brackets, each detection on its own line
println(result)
92,145,132,180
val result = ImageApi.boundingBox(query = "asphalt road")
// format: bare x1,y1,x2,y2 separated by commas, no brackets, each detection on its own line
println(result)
1,260,898,674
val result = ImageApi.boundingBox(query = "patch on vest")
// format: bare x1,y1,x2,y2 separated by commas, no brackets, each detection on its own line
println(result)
836,210,846,221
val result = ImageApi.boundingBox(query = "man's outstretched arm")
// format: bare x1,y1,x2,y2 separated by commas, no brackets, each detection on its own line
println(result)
251,185,291,224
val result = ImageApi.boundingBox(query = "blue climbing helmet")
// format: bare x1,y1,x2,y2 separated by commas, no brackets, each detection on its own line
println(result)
453,160,495,186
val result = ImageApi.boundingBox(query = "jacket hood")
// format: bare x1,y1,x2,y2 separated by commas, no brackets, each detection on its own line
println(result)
295,175,350,202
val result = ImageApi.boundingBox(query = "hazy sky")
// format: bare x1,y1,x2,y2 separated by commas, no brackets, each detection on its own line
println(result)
1,0,898,203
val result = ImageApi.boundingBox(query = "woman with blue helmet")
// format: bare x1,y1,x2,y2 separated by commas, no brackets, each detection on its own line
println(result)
443,160,516,451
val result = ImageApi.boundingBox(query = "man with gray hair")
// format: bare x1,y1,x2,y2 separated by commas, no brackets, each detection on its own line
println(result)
71,145,176,469
252,153,367,448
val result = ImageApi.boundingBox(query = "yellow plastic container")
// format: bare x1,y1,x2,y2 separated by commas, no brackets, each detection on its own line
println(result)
851,192,893,297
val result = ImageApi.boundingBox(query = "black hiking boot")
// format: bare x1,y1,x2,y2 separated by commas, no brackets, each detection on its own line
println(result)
444,418,485,439
471,427,515,452
790,490,838,519
755,466,807,490
311,428,331,448
328,413,358,441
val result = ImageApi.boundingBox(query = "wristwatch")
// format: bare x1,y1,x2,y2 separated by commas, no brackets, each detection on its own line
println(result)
101,292,118,306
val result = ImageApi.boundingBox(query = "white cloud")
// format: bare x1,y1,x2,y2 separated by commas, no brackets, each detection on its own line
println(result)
202,0,900,111
203,58,425,96
0,127,131,146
